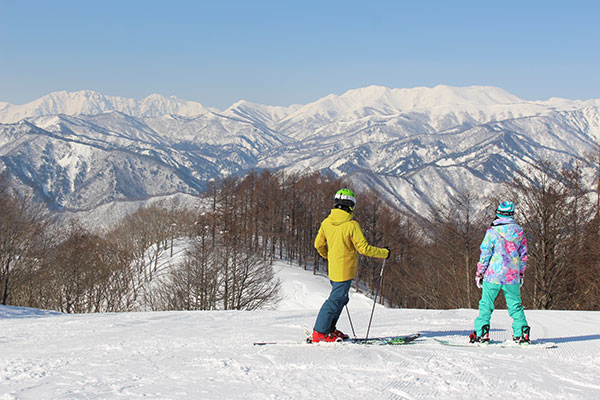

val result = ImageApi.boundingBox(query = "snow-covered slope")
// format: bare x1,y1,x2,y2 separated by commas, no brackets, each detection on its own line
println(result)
1,261,599,399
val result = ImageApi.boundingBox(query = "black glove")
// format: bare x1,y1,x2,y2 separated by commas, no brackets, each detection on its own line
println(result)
384,246,391,259
475,272,483,289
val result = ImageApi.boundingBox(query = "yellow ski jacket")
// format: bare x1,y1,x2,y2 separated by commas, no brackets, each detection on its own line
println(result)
314,208,389,282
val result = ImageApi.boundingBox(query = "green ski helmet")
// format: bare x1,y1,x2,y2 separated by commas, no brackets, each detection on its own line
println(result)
334,188,356,212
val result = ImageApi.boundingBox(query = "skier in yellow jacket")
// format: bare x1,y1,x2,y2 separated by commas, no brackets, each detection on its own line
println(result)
312,188,390,343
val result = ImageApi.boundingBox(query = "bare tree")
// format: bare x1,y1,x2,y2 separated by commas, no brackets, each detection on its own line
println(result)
164,221,280,311
423,190,485,308
39,223,133,313
225,241,281,310
0,175,53,305
165,223,219,310
105,205,189,309
508,160,594,309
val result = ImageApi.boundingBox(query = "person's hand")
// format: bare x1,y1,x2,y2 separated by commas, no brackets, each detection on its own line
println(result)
519,273,524,287
475,272,483,289
384,246,391,259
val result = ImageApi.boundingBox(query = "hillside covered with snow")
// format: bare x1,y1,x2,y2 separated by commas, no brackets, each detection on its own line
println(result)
1,85,599,223
0,85,600,225
1,262,599,399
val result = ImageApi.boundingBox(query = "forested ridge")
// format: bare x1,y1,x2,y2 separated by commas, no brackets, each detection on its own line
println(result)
1,158,599,312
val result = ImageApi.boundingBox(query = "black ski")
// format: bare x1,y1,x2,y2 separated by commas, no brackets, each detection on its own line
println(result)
254,333,421,346
341,333,421,345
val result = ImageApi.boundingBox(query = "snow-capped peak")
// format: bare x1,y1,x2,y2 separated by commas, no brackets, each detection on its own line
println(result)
3,85,594,126
290,85,525,118
0,91,211,123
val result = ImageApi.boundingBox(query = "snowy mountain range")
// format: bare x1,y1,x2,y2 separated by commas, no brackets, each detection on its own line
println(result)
1,86,599,223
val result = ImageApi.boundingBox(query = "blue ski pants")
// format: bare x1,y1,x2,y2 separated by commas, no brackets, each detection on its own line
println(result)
314,280,352,334
475,282,528,337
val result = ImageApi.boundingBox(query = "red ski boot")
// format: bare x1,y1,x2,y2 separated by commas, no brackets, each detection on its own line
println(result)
331,329,349,340
312,330,341,343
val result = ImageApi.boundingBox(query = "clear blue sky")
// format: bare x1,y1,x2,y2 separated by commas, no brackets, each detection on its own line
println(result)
1,0,599,109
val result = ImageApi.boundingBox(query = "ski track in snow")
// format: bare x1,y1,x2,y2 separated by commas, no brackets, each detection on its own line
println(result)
1,262,599,399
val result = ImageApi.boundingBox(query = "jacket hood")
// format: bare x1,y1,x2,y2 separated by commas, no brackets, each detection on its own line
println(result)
492,217,522,242
327,208,354,226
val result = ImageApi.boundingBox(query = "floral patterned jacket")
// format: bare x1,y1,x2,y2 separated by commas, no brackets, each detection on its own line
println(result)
476,217,528,285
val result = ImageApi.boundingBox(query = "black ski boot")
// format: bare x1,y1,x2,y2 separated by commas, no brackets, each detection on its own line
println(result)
469,324,490,343
513,326,531,345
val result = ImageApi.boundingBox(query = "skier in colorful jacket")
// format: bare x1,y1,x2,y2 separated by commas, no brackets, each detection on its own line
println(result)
312,188,389,343
471,201,531,344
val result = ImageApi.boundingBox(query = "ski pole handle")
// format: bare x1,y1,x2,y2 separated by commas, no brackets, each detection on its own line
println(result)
378,258,386,278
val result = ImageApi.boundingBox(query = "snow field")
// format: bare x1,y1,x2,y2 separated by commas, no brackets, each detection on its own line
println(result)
1,262,599,399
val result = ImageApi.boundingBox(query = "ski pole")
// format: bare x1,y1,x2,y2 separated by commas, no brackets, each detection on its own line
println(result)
365,258,386,340
345,305,356,338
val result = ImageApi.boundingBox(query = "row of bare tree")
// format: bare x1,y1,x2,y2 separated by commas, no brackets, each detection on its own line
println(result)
1,156,598,313
388,160,600,310
0,173,282,312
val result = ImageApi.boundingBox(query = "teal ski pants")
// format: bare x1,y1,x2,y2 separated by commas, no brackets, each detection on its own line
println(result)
474,282,528,337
